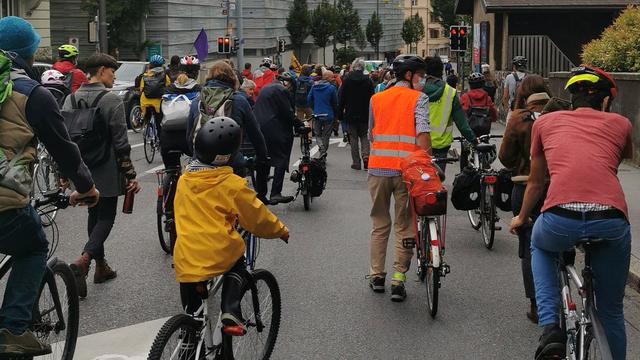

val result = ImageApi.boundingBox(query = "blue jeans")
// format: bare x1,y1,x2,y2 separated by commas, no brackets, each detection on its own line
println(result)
0,205,48,335
531,211,630,360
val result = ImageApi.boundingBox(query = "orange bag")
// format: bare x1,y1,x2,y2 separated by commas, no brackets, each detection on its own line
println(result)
400,150,447,216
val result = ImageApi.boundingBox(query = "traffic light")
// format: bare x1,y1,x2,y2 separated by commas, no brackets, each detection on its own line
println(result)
218,37,224,53
458,26,467,51
449,26,459,51
223,37,231,53
449,25,468,52
278,39,286,53
233,37,240,53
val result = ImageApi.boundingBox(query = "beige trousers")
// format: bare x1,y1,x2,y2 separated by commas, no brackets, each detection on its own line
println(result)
368,174,415,283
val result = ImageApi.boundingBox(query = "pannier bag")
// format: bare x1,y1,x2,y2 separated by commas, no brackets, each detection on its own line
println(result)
494,168,514,212
307,158,327,197
451,166,481,210
401,150,447,216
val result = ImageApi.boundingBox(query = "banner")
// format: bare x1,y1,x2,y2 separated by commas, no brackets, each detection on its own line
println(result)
291,53,302,74
193,29,208,61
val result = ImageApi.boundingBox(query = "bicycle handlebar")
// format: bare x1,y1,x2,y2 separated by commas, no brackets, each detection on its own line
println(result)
478,134,503,140
433,157,459,163
34,190,70,210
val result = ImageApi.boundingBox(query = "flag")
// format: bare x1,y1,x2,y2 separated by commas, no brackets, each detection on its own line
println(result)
193,29,208,62
290,53,302,75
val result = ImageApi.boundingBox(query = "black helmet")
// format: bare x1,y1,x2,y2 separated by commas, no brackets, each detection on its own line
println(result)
194,117,242,166
391,54,427,79
468,72,485,84
277,72,294,83
512,56,527,68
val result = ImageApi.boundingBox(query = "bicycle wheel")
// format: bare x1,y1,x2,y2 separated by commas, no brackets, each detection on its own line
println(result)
130,105,143,133
423,220,439,318
582,306,613,360
157,196,173,255
32,260,79,360
303,193,310,211
467,208,481,230
32,161,59,225
222,269,281,360
144,122,156,164
480,185,496,249
147,314,205,360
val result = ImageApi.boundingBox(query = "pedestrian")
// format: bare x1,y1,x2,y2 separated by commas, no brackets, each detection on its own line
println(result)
166,55,182,83
241,62,253,80
444,60,453,76
446,74,458,89
375,70,393,93
295,65,314,122
307,70,338,161
52,44,88,93
498,74,552,325
0,16,98,356
481,63,498,102
64,53,141,299
423,56,476,171
502,56,529,122
338,58,374,170
254,73,306,205
239,79,256,107
367,55,431,302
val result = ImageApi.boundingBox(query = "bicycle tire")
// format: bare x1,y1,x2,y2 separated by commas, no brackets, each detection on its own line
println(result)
147,314,205,360
32,260,80,360
467,209,481,230
582,306,614,360
157,197,172,255
32,162,59,225
303,193,310,211
130,105,143,133
424,220,439,318
222,269,281,360
480,185,496,250
144,124,156,164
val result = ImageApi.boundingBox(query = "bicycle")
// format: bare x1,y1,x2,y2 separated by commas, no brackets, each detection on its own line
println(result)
156,158,182,255
290,114,324,211
455,134,503,249
557,239,613,360
0,190,81,359
404,157,458,318
142,107,161,164
31,143,61,225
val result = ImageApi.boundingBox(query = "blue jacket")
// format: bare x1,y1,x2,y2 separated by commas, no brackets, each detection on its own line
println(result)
307,81,337,122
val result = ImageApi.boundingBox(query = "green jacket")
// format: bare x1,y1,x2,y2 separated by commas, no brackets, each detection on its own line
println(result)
422,77,476,148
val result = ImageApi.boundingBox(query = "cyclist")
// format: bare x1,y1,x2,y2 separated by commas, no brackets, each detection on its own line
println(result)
502,55,528,121
173,116,289,334
423,56,477,171
52,44,88,93
40,69,69,107
140,55,171,133
460,72,498,136
510,65,633,360
367,55,431,302
0,16,98,356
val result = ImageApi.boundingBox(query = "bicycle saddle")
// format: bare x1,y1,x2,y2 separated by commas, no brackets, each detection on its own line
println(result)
475,143,496,153
576,237,606,249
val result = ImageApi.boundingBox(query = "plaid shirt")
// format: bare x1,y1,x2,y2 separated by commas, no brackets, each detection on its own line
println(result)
558,202,613,212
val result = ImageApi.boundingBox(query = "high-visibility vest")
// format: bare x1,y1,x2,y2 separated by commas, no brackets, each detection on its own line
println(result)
368,86,421,171
429,84,457,149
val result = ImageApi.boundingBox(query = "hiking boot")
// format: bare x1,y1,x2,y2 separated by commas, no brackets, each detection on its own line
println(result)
0,328,51,356
351,163,361,170
94,259,118,284
363,158,368,170
69,253,90,299
269,194,294,205
534,324,566,360
368,276,385,293
390,282,407,302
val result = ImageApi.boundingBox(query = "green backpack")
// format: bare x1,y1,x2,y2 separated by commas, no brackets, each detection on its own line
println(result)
190,86,235,145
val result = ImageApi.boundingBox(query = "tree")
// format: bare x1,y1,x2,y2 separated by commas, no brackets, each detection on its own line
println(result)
310,0,337,64
355,26,367,52
334,0,360,49
431,0,457,32
286,0,311,56
366,11,383,59
335,47,358,66
82,0,152,54
583,6,640,72
401,14,425,51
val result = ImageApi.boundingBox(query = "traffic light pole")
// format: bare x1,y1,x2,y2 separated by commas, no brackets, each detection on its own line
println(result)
236,0,244,70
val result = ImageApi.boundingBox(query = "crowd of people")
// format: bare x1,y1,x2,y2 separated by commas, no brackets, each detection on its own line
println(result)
0,15,634,360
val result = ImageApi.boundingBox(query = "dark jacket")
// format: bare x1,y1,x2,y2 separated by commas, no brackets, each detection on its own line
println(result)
338,70,374,124
422,77,476,144
254,82,304,168
239,89,255,108
307,81,338,122
187,80,268,163
295,75,313,108
62,82,135,197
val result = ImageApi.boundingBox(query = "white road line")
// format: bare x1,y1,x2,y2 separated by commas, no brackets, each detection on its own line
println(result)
292,138,342,167
338,141,348,148
131,143,143,149
144,164,165,175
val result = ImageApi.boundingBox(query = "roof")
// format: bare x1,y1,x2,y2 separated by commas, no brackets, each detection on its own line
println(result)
455,0,639,14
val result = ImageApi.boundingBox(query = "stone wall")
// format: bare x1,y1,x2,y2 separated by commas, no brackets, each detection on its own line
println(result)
549,72,640,165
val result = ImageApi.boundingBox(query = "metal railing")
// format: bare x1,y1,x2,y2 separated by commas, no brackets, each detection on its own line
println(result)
509,35,575,77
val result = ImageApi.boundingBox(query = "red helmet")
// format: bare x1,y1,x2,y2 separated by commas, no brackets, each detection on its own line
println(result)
565,65,618,99
180,55,200,66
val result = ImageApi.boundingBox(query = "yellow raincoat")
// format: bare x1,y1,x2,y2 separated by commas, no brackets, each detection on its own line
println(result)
173,166,288,283
139,69,171,115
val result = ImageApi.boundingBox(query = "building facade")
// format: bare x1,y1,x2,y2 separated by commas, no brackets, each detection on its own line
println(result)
1,0,52,59
402,0,449,58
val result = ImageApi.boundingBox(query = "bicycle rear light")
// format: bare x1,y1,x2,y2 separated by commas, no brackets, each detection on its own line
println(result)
483,175,497,184
223,325,247,336
302,165,309,172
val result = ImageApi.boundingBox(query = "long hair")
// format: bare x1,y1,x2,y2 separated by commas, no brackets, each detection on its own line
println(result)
514,74,551,110
206,61,239,90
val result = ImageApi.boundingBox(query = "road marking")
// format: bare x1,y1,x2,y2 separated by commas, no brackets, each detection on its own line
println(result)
144,164,165,175
338,141,348,148
292,138,342,168
131,143,143,149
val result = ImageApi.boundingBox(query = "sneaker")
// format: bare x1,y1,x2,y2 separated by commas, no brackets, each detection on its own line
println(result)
534,324,566,360
343,133,350,144
390,282,407,302
221,313,247,336
368,276,385,293
0,328,51,356
269,194,294,205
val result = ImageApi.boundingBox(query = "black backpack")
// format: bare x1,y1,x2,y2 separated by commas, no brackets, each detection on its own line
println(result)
295,78,312,107
494,168,514,212
143,71,166,99
451,166,481,210
308,159,327,197
62,91,111,168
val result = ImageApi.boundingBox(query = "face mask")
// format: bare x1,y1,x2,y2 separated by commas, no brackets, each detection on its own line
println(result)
415,77,426,91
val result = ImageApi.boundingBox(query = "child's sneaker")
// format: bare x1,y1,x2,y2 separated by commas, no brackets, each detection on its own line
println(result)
221,313,247,336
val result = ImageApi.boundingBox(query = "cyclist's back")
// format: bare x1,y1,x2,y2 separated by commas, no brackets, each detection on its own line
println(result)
140,55,170,123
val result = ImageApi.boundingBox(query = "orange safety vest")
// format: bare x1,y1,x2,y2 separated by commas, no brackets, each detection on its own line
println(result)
369,86,422,171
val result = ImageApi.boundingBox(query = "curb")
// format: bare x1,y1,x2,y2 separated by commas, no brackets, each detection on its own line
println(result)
629,254,640,293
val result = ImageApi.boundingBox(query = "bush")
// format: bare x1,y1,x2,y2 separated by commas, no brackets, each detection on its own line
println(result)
582,6,640,72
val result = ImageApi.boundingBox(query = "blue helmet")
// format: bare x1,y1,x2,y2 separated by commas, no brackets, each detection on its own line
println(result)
149,54,165,66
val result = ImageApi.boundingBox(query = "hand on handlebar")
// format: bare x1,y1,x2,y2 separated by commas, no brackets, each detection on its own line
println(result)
509,215,532,235
70,186,100,207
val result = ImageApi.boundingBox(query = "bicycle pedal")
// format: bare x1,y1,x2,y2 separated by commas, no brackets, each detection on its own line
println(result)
402,238,416,249
223,325,247,336
443,264,451,275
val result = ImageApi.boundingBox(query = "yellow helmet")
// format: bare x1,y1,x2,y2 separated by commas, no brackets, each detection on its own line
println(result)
58,44,79,59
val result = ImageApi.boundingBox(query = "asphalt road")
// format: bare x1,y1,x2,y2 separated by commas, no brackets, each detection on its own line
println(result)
9,126,640,359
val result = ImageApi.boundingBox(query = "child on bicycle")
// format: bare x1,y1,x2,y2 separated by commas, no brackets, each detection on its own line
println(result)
173,116,289,335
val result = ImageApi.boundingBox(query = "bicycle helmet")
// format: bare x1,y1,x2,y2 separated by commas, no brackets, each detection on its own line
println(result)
149,55,165,67
180,55,200,66
260,57,272,68
512,56,527,68
391,54,427,79
41,69,66,86
194,116,243,166
565,65,618,99
468,72,485,84
277,72,295,83
58,44,79,59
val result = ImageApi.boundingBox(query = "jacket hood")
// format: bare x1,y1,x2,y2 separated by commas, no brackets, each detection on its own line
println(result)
205,79,233,89
52,60,76,75
422,76,445,101
346,70,370,83
181,167,236,195
10,54,39,80
145,67,165,76
311,82,334,95
465,88,490,102
174,78,199,90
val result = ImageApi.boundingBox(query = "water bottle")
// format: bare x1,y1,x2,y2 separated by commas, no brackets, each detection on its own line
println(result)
122,187,135,214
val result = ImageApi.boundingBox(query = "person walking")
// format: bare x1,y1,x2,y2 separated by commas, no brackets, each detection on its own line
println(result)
239,79,256,107
338,58,374,170
64,53,141,299
481,63,498,102
52,44,88,93
294,65,314,122
367,55,431,302
307,70,338,161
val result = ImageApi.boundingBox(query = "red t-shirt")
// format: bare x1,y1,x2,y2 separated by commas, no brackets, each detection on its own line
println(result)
530,108,632,218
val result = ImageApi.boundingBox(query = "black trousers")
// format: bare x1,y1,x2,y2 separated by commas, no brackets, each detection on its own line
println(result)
432,146,451,172
85,196,118,260
256,164,286,199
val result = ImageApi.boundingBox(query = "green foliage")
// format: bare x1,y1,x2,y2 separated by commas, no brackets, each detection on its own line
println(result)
286,0,311,55
582,6,640,72
82,0,152,53
335,0,360,48
401,14,425,47
335,47,358,66
355,26,367,52
431,0,457,31
310,0,337,64
366,11,383,56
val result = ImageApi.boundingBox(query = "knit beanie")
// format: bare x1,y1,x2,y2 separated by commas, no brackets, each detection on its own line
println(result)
0,16,41,59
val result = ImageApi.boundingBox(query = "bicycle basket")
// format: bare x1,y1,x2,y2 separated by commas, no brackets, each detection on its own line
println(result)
413,189,448,216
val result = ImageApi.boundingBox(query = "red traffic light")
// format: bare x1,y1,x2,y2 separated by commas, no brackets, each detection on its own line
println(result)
460,28,466,36
218,37,223,44
224,38,230,44
450,28,457,36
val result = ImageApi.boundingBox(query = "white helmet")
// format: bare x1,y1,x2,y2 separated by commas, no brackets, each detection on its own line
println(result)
41,69,66,86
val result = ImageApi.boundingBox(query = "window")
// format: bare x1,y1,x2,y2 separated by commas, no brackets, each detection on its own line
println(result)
430,14,438,23
430,29,439,39
0,0,18,18
411,0,418,6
